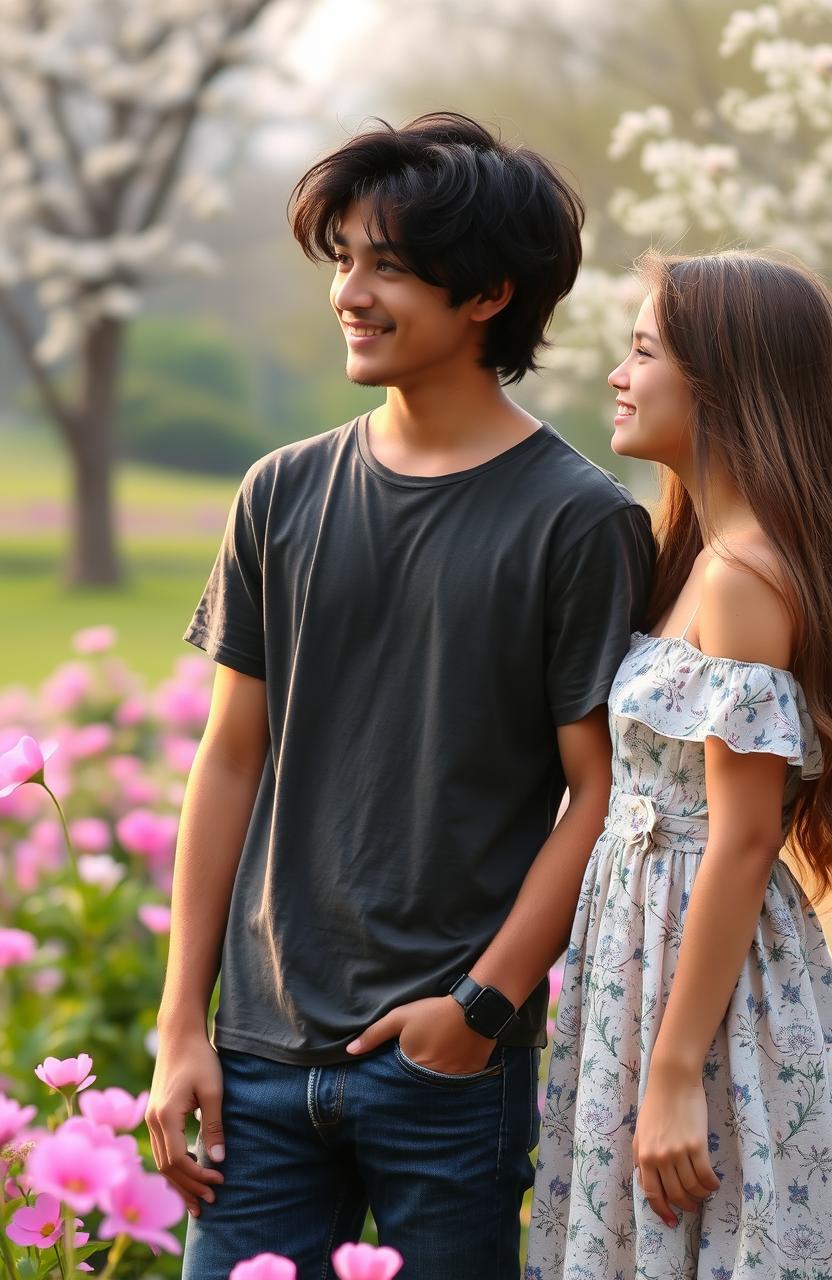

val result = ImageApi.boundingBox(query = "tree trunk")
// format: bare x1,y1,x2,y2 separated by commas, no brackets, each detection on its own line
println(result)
65,317,124,587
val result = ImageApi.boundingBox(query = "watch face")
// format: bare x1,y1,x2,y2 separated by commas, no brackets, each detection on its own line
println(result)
469,986,513,1034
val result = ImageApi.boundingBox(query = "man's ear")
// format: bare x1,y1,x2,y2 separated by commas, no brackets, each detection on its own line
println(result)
470,279,515,324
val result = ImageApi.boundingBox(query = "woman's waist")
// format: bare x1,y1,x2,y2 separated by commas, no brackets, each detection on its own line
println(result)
605,788,709,854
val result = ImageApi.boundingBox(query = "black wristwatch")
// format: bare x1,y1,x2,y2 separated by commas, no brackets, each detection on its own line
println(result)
449,973,517,1039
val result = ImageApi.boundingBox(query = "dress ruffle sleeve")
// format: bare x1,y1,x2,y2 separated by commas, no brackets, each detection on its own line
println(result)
613,637,823,779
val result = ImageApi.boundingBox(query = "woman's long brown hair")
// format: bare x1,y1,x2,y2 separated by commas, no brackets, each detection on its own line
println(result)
640,250,832,892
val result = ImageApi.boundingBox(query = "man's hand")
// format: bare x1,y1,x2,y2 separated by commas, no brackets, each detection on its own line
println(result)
346,995,495,1074
145,1031,226,1217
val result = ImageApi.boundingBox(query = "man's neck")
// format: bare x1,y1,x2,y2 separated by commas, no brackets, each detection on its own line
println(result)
367,374,540,478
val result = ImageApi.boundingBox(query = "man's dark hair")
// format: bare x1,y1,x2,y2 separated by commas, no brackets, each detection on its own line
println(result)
289,112,584,385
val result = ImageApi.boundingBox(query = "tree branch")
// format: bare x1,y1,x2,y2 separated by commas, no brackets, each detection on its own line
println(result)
135,0,274,232
0,287,78,443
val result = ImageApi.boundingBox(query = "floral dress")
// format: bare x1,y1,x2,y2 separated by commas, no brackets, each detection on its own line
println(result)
525,632,832,1280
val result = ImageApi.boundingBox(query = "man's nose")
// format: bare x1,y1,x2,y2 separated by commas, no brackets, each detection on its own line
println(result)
333,269,374,314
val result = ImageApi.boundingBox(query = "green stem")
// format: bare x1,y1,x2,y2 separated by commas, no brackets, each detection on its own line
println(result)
54,1242,66,1278
62,1204,76,1276
0,1229,21,1280
99,1233,131,1279
42,783,80,885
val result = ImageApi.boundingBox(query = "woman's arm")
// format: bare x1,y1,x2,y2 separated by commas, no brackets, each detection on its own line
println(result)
634,554,793,1226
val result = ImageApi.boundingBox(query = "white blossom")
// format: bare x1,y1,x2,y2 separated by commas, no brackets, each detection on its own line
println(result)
176,171,233,220
70,240,118,282
90,285,141,320
37,277,75,309
719,87,798,139
170,240,222,276
557,0,832,398
608,106,672,161
111,226,174,271
35,307,81,364
82,139,141,185
720,6,780,59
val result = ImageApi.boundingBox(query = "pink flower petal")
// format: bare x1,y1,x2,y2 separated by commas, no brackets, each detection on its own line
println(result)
230,1254,298,1280
332,1242,404,1280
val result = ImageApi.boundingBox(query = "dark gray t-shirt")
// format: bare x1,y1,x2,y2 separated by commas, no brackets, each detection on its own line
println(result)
185,416,654,1065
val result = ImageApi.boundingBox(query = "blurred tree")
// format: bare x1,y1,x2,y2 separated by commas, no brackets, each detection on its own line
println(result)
544,0,832,392
0,0,311,585
120,315,275,474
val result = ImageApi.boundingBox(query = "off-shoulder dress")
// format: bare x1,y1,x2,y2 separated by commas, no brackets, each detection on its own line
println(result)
525,631,832,1280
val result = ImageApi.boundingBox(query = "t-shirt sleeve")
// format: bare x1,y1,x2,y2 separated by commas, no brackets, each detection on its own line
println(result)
183,470,266,680
546,502,654,725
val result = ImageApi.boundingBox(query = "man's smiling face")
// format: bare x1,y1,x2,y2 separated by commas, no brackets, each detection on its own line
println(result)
329,200,484,390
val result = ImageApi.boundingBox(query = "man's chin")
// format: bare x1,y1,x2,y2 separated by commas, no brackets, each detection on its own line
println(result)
345,360,390,388
346,372,386,387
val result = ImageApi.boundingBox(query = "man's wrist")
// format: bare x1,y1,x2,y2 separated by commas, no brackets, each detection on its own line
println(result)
449,973,517,1039
156,1005,210,1039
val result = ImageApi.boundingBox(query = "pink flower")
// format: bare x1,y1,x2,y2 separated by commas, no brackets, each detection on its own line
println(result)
115,696,147,727
116,809,178,864
108,754,141,782
0,735,57,797
78,854,126,890
40,662,93,714
35,1053,96,1094
61,1115,141,1167
163,735,199,774
26,1127,126,1213
153,679,211,731
69,723,113,760
69,818,110,852
80,1087,149,1132
13,839,58,891
73,625,116,654
31,967,63,995
0,927,37,968
230,1255,297,1280
138,904,171,934
0,1093,37,1144
99,1166,185,1254
332,1244,404,1280
6,1193,65,1248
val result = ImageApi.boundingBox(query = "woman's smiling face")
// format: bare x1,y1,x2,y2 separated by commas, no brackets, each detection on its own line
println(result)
608,295,695,468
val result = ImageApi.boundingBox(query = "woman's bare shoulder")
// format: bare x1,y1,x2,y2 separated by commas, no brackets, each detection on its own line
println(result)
700,531,793,669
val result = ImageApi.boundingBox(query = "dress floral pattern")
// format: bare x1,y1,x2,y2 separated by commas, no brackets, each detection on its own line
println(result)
525,632,832,1280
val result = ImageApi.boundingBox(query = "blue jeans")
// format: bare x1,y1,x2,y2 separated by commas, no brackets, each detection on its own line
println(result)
182,1041,540,1280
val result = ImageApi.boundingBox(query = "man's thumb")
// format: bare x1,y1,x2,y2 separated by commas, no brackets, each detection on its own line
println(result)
346,1010,401,1056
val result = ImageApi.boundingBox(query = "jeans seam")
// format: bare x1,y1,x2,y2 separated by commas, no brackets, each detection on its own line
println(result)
334,1065,347,1123
320,1183,347,1280
496,1048,506,1177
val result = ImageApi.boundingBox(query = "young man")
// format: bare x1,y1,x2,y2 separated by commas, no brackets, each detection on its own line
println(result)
146,113,654,1280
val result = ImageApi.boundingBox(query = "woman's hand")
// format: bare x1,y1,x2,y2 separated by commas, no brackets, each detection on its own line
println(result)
632,1063,720,1227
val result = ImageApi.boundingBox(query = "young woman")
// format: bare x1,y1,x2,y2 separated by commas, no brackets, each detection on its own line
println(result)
525,251,832,1280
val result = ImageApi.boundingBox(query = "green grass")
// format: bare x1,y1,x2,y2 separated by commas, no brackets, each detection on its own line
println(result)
0,419,237,687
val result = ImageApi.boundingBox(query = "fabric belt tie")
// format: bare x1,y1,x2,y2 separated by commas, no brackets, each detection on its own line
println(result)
604,790,710,855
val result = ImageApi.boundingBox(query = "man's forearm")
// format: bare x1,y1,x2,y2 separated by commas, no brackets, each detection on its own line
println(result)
157,746,263,1035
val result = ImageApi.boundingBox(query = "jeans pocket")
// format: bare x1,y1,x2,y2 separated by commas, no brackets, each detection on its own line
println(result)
393,1040,503,1087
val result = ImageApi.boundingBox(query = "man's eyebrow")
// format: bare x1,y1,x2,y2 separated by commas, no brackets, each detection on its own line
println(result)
332,230,403,255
